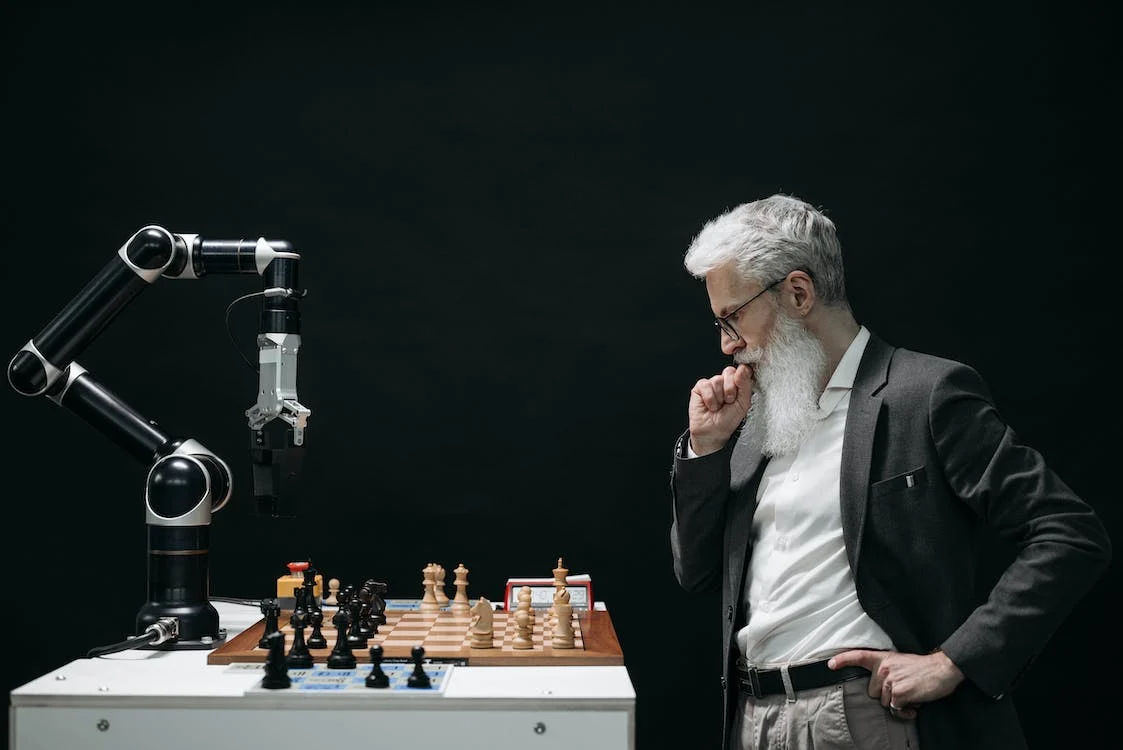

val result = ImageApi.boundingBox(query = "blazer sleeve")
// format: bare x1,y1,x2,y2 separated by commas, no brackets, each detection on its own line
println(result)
670,428,736,594
930,363,1112,698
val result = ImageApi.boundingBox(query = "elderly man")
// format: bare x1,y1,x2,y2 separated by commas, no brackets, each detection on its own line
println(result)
670,194,1111,750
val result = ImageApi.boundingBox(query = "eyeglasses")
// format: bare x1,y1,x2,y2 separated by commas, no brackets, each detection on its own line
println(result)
714,277,784,341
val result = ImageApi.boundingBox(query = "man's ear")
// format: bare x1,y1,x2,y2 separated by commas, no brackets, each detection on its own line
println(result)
785,270,815,316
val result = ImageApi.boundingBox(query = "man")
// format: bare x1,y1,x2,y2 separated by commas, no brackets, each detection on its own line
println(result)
669,194,1111,750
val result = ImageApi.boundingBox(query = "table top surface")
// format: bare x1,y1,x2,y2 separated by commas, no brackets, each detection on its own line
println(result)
11,601,636,706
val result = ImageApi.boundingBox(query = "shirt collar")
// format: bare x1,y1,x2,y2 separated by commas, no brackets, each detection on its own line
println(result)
816,326,871,416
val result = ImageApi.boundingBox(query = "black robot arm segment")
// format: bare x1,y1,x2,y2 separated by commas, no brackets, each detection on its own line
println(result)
47,362,171,464
8,225,177,397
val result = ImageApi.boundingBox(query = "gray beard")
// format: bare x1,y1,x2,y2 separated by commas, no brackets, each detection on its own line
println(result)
736,311,829,457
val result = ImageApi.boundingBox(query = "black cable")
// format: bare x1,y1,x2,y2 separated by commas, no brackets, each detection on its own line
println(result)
86,631,160,658
85,618,179,658
224,291,265,372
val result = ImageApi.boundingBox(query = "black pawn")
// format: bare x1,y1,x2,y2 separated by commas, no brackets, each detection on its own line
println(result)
287,607,314,669
306,607,328,649
365,645,390,688
327,607,357,669
407,645,431,689
261,631,291,689
259,598,282,649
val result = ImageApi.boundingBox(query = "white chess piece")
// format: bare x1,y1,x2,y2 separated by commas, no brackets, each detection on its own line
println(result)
469,596,494,649
420,563,440,612
324,578,340,606
434,564,449,607
552,588,575,649
451,562,471,614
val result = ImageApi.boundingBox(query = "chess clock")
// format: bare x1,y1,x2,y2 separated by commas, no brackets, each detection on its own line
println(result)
504,558,593,611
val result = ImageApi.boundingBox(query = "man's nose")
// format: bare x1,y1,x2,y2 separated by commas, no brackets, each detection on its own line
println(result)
720,333,743,357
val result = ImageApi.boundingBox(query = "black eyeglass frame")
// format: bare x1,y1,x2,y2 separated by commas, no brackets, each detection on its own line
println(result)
713,276,786,341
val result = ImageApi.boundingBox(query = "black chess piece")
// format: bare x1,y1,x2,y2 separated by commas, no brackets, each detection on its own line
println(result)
356,585,374,637
370,581,388,627
259,598,282,649
261,631,291,689
365,579,388,627
287,606,314,669
327,607,357,669
339,584,355,611
346,599,368,649
306,607,328,649
406,645,431,689
302,565,319,608
365,645,390,688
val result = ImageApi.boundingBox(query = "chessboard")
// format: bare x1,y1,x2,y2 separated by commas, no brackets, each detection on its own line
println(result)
208,608,624,667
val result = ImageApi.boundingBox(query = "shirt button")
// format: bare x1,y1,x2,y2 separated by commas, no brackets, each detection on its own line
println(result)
721,676,727,690
791,473,800,482
726,605,734,622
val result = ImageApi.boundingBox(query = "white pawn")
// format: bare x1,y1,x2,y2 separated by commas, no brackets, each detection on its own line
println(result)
512,586,534,649
324,578,340,607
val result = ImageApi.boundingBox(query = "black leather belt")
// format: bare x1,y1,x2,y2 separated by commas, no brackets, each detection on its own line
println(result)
736,659,868,698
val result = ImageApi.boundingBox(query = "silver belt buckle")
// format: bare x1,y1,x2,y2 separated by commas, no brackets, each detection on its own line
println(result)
744,666,762,698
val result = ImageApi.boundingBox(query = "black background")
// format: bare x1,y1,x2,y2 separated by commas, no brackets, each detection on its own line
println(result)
2,3,1117,748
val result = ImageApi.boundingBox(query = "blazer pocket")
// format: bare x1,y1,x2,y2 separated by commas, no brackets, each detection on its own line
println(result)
871,466,927,497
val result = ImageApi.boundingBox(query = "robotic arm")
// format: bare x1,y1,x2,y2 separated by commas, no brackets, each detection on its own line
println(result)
7,225,311,649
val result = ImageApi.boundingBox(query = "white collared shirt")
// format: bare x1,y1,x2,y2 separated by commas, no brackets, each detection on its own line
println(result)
733,326,895,665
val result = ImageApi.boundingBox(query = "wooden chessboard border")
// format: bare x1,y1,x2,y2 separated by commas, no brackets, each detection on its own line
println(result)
207,608,625,667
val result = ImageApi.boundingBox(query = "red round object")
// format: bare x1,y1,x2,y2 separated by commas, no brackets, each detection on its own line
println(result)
287,561,310,573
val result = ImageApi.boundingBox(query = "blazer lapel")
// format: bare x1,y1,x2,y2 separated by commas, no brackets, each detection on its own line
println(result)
840,333,893,577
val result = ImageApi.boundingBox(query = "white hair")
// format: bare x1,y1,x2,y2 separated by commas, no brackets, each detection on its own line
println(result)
684,194,850,309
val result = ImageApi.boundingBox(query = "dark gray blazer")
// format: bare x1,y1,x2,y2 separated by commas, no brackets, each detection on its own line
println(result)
670,331,1111,750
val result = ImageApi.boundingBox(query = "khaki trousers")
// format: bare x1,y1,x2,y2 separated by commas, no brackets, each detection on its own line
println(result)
731,674,919,750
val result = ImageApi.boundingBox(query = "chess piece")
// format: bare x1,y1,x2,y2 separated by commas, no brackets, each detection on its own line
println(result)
433,564,449,607
367,580,388,627
356,585,375,637
306,607,328,649
549,556,568,627
302,565,320,609
287,606,314,668
407,645,431,688
365,645,390,688
327,607,357,669
325,578,340,607
450,562,471,614
346,598,368,649
339,584,356,611
259,598,282,649
420,563,440,612
552,588,575,649
261,631,291,689
469,596,494,649
512,586,534,649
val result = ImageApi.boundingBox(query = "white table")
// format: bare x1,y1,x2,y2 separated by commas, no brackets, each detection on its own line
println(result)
9,602,636,750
